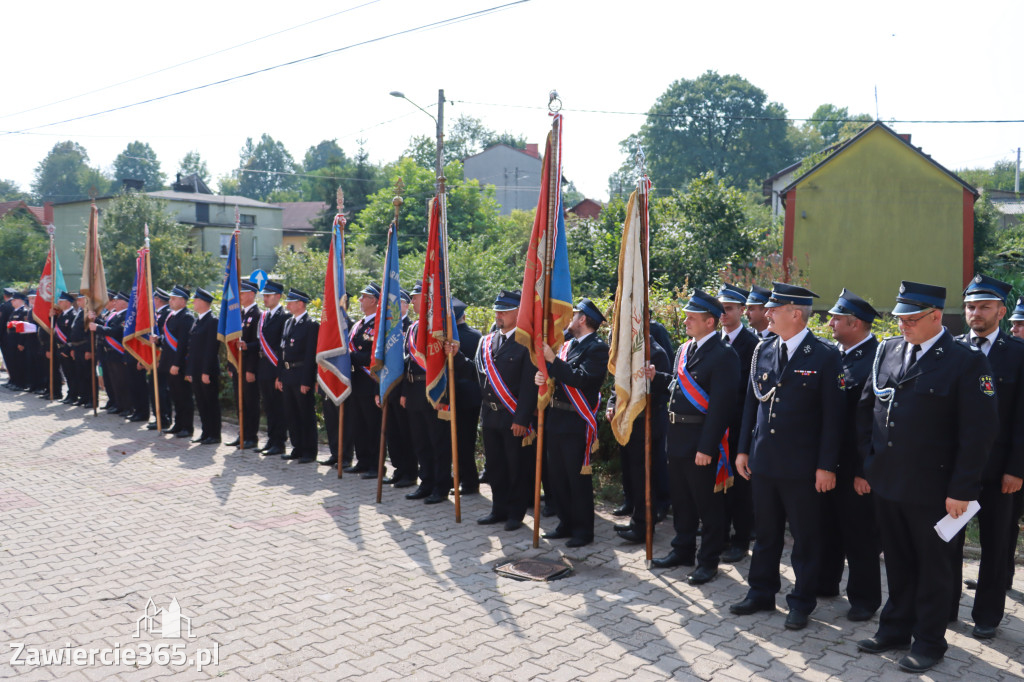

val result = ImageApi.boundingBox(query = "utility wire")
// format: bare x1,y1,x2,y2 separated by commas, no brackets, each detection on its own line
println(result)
0,0,530,138
0,0,381,122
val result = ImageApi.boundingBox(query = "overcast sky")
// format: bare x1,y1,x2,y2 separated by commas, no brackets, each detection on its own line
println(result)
3,0,1023,202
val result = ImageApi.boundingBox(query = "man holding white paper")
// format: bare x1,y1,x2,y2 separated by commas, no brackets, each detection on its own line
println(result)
855,281,997,674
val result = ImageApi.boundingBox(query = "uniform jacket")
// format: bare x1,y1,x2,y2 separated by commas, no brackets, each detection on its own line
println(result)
68,308,88,359
278,312,319,387
473,329,538,431
857,331,998,505
349,314,378,396
739,330,844,479
545,333,610,436
240,304,261,375
454,321,482,406
654,334,739,457
0,298,12,343
955,331,1024,481
257,305,287,380
158,309,194,373
836,335,879,479
186,311,219,380
94,309,127,363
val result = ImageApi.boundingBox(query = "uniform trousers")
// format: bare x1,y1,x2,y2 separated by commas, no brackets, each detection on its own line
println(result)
75,355,93,403
59,354,76,399
258,376,286,448
167,372,194,433
624,413,669,532
481,422,534,522
546,431,594,542
192,376,221,440
724,448,754,549
874,496,953,659
385,391,415,480
150,369,173,426
349,393,381,468
282,384,316,457
950,480,1015,626
231,371,260,442
408,407,452,495
747,475,822,614
667,445,726,568
818,476,882,612
128,364,149,419
455,402,481,490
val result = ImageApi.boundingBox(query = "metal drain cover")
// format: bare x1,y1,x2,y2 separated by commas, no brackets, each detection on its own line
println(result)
494,558,572,581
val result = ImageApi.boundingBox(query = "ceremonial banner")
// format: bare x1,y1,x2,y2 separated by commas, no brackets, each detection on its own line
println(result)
79,203,108,313
316,214,353,404
514,113,572,409
371,222,404,401
217,232,243,371
32,244,67,333
124,248,157,369
415,195,459,413
608,188,649,445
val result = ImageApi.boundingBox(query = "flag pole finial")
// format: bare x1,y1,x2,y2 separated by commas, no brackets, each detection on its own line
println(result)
392,178,404,221
548,90,562,112
336,187,345,213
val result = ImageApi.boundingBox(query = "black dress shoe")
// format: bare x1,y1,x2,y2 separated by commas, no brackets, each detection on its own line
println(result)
687,566,718,585
847,606,875,622
405,486,431,500
162,426,179,434
320,458,338,467
242,440,257,449
297,456,316,463
897,653,942,673
616,528,644,544
382,476,396,484
503,519,523,531
477,513,506,525
343,464,368,474
146,422,159,430
729,598,776,615
543,528,571,540
224,438,240,447
972,624,997,639
128,414,148,422
650,550,695,569
784,610,809,630
424,492,448,504
614,522,634,532
108,408,123,415
360,470,379,479
721,546,749,563
262,445,285,456
281,452,300,460
964,578,978,590
174,431,193,438
565,537,592,548
612,503,633,517
460,486,480,495
393,478,417,489
198,437,220,445
856,637,910,654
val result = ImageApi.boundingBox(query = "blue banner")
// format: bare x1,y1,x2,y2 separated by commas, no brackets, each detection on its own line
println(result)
371,222,405,401
217,231,243,371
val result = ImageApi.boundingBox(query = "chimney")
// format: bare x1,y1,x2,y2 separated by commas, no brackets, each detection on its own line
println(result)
525,143,539,159
43,201,53,225
898,134,912,144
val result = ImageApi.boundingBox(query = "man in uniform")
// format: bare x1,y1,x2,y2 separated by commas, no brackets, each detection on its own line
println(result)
745,285,774,340
147,288,173,429
48,292,76,402
68,293,92,407
817,288,882,621
650,290,739,584
537,298,610,548
344,283,382,474
256,281,287,455
856,281,998,673
452,298,482,494
1012,297,1024,340
157,286,195,438
186,287,220,445
468,290,537,530
373,287,415,484
321,292,354,468
0,287,14,385
90,291,130,412
730,282,843,631
227,281,261,449
718,283,758,563
275,288,319,463
948,275,1024,639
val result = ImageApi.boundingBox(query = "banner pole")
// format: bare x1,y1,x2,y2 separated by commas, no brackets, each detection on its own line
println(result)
144,230,162,433
48,234,55,401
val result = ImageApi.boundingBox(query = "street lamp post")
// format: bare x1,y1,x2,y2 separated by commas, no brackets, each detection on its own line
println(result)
390,89,445,186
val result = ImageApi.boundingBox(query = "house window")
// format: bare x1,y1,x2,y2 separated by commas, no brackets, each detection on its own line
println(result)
239,214,256,226
195,203,209,223
219,234,233,259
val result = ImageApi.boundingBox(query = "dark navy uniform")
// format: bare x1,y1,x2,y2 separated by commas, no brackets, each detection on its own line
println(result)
278,306,319,460
381,314,415,481
0,292,13,385
68,305,92,405
738,327,843,616
454,313,482,492
722,323,758,556
158,305,195,436
55,304,77,401
232,301,261,445
347,312,382,472
402,318,452,499
257,303,288,452
187,307,220,442
94,307,129,410
149,300,173,427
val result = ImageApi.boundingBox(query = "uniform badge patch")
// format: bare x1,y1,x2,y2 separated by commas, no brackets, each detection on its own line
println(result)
980,375,995,396
838,373,846,390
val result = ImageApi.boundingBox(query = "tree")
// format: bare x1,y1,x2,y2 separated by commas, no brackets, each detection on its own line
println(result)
237,134,299,201
31,141,111,203
113,141,166,191
958,159,1020,192
97,192,220,291
217,173,240,196
0,212,48,285
0,179,30,202
804,104,872,147
303,140,348,172
403,115,527,170
178,151,209,184
627,71,796,191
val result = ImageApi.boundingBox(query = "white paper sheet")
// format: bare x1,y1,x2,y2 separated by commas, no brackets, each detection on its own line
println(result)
934,500,981,542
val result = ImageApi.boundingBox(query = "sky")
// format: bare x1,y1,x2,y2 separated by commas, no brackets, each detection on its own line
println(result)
3,0,1023,203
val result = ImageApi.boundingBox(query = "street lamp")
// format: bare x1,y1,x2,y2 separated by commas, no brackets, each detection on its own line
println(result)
390,89,445,185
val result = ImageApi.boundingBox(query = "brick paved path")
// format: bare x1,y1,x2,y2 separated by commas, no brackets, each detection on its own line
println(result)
1,389,1022,680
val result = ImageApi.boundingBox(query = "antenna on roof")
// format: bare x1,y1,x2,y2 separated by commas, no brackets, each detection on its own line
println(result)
874,86,879,121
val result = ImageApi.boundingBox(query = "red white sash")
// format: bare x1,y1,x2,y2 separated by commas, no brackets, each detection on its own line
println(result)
557,341,600,473
257,309,278,367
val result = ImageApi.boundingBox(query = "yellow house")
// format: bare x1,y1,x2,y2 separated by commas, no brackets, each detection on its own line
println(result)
779,122,977,315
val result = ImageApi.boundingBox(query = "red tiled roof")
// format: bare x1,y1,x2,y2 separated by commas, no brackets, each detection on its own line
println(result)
272,201,328,232
0,201,45,224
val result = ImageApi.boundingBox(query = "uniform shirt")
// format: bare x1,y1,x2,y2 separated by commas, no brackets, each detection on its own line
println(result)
967,328,1000,357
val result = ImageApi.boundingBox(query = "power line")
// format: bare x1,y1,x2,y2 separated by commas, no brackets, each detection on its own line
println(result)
0,0,382,122
0,1,530,138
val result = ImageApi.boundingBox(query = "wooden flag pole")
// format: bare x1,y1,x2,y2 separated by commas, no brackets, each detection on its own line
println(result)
532,105,561,549
637,150,654,566
376,192,402,502
233,226,244,449
337,187,347,480
91,329,97,415
438,179,461,524
48,231,55,402
145,228,163,433
375,400,388,503
337,405,345,479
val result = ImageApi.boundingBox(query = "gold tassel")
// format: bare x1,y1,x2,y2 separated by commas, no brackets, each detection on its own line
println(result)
580,465,592,475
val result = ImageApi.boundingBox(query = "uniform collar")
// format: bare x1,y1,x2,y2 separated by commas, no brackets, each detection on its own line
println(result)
839,333,872,354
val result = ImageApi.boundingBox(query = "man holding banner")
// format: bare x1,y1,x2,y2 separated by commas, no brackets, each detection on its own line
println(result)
276,289,319,462
187,288,220,445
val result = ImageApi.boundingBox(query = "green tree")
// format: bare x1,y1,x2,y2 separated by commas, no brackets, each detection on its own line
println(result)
113,141,166,191
303,139,348,172
628,71,796,191
217,173,240,196
404,115,527,170
97,192,220,291
272,246,329,300
0,212,48,285
0,179,30,202
31,141,111,202
804,104,872,147
973,194,1002,271
178,151,209,184
958,159,1019,192
237,134,299,201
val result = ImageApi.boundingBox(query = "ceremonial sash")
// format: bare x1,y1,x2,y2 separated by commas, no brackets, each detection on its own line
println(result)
349,316,374,377
557,342,600,475
55,324,68,344
407,321,427,371
163,319,178,352
480,332,533,438
106,335,125,355
257,310,278,367
675,340,733,493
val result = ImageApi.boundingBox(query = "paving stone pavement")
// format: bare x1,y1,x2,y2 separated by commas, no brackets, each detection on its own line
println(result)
1,388,1023,681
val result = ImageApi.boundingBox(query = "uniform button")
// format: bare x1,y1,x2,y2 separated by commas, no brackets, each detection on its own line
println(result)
775,397,781,403
893,402,898,407
929,388,934,394
770,429,776,434
771,413,777,418
889,422,895,427
887,441,893,447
